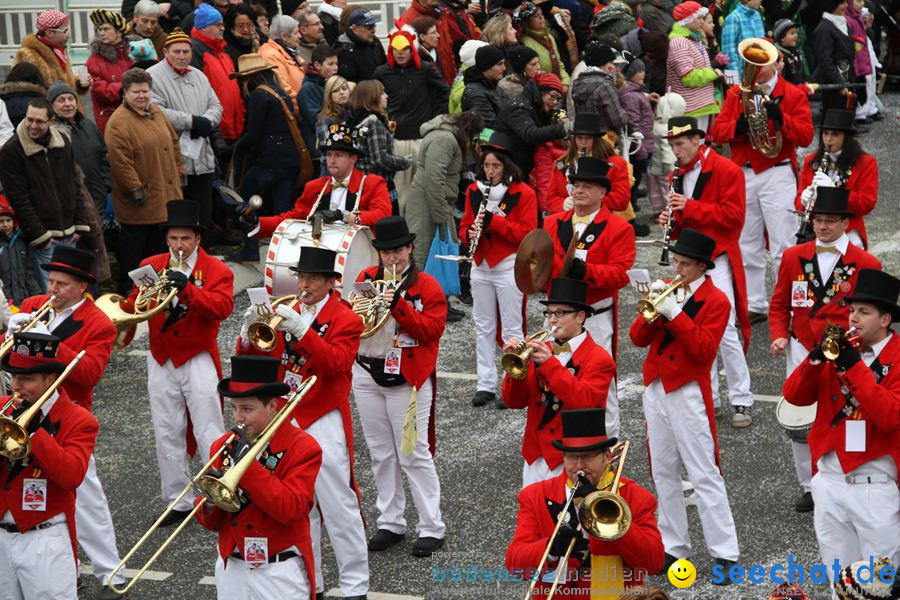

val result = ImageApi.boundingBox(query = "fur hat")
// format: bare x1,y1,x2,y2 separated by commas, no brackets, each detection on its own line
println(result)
90,8,128,33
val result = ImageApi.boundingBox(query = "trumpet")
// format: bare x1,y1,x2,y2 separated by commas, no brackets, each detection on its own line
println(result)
501,326,559,380
248,294,301,352
0,297,56,361
578,440,632,541
349,264,401,339
0,351,86,461
636,277,688,322
108,375,318,595
821,325,861,361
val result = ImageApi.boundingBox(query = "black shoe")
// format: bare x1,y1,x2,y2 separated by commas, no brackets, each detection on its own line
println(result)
871,112,886,121
471,391,496,407
795,491,814,513
227,250,259,263
629,220,651,237
367,529,405,551
748,311,768,325
713,558,737,585
316,594,324,600
156,508,192,528
458,291,473,306
658,552,678,575
446,304,464,323
855,117,873,125
411,536,445,557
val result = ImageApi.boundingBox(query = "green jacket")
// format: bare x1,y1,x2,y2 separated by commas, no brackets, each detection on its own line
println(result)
522,30,570,87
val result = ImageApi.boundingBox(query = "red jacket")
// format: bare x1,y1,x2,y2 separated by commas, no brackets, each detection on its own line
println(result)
668,146,751,351
769,241,881,349
506,472,664,600
128,249,234,376
709,77,814,174
257,169,392,237
794,152,878,248
0,390,98,569
17,295,116,413
532,141,565,212
783,332,900,475
459,180,537,268
501,334,615,469
400,0,479,85
191,28,245,140
85,41,132,134
196,423,322,600
548,155,631,214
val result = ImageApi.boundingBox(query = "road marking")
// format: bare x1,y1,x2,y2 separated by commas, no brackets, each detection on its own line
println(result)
436,371,477,381
79,564,171,581
326,590,424,600
198,576,216,585
126,349,150,357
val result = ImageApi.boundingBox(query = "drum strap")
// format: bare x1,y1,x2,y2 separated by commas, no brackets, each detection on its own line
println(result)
307,175,368,218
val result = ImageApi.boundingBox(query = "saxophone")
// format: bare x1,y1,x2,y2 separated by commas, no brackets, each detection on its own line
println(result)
738,38,783,158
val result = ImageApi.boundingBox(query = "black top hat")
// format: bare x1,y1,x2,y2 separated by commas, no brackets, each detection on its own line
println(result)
568,157,611,191
289,246,341,277
667,228,716,269
371,216,416,250
810,187,855,217
217,356,291,398
843,269,900,321
162,200,205,235
552,408,618,452
481,131,517,156
41,245,96,283
571,112,607,136
1,332,66,375
820,109,857,134
540,277,593,314
321,122,362,156
666,116,706,139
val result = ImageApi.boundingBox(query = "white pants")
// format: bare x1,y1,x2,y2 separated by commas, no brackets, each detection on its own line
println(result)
522,457,563,488
147,353,225,511
740,164,798,313
305,410,368,596
785,337,812,493
643,379,739,561
75,454,124,585
215,554,309,600
472,256,524,393
708,254,753,407
810,471,900,582
584,308,619,439
352,364,445,538
0,520,77,600
394,138,420,214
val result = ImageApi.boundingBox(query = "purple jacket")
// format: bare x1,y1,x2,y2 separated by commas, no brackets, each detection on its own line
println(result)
618,81,656,159
845,5,873,77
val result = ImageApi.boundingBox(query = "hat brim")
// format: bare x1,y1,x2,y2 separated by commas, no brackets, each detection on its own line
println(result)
480,143,511,156
322,142,364,156
40,262,96,283
217,379,291,398
287,266,342,278
372,233,416,250
667,247,716,270
841,294,900,321
160,222,207,237
571,126,607,136
229,65,276,79
666,128,706,140
538,298,595,315
1,354,66,375
552,436,618,453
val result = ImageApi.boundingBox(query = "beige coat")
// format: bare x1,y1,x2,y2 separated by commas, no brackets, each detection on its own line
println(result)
104,102,184,225
13,34,88,113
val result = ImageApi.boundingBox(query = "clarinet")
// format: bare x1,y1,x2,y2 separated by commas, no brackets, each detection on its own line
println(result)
795,152,832,244
659,169,680,266
462,179,491,279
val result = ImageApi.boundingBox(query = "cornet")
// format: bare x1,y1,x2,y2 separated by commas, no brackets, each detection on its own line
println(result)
821,325,861,361
501,326,559,380
636,277,688,322
248,294,301,352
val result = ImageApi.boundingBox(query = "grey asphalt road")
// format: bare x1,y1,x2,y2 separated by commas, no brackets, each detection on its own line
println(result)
79,95,900,600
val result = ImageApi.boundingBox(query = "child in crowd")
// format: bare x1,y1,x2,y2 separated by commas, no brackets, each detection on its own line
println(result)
0,198,41,306
619,56,656,213
646,92,686,218
773,19,805,85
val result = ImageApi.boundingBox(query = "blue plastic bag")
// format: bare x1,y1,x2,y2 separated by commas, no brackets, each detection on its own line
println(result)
424,224,461,297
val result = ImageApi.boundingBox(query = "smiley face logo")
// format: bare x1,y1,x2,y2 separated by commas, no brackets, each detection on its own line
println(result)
668,558,696,588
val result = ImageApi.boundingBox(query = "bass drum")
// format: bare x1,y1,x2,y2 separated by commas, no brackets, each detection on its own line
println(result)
775,396,817,443
265,220,377,300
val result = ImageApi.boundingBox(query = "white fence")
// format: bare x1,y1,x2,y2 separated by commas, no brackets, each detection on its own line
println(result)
0,0,408,67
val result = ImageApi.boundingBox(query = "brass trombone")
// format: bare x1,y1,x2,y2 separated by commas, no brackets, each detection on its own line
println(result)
502,326,559,380
578,440,632,541
636,277,688,322
248,294,301,352
0,297,57,361
0,350,86,461
108,375,318,596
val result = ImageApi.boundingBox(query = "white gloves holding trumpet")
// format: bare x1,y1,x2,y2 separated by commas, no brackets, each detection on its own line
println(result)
5,312,51,337
649,279,681,320
275,303,309,338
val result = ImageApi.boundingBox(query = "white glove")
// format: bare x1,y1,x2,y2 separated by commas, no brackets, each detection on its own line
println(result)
800,185,815,209
813,172,834,188
656,292,681,320
563,196,574,211
240,306,255,341
6,312,31,337
28,321,50,335
275,303,309,339
649,279,668,296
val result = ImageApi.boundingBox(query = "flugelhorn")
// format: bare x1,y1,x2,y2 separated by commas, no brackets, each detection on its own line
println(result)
0,350,86,461
821,325,861,361
248,294,301,351
108,376,317,596
0,297,56,361
501,326,559,380
636,277,688,322
578,440,632,541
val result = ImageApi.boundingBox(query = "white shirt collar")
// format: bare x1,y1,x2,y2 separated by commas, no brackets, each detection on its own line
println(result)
40,390,60,417
759,72,779,95
862,332,892,360
301,293,331,316
564,329,587,354
816,233,850,255
822,11,849,34
170,247,199,275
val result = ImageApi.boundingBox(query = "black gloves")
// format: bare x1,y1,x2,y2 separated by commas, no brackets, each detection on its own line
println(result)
734,114,750,136
16,404,45,435
239,211,259,230
573,473,599,499
131,187,148,207
549,523,581,557
479,210,493,231
833,335,862,372
765,101,784,131
319,209,344,223
191,115,214,139
223,426,253,464
167,271,189,292
567,258,587,280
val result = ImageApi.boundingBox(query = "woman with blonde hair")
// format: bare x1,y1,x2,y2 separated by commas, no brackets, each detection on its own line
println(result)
316,74,354,174
481,14,518,50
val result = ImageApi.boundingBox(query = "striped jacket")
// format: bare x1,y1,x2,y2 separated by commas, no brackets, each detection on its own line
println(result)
666,24,720,116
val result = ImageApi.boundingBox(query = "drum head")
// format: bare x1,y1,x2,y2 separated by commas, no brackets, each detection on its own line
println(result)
776,397,817,440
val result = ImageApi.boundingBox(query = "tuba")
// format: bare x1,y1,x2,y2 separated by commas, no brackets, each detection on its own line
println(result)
349,264,401,339
738,38,783,158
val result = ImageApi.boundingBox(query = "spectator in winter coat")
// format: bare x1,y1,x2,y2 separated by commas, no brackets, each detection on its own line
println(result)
618,57,656,211
296,9,325,63
224,3,262,65
412,16,445,80
640,0,675,33
86,9,133,134
498,44,542,98
0,199,41,305
336,9,387,82
519,2,570,87
400,0,481,85
773,18,805,85
570,42,627,136
721,0,765,77
0,64,47,129
125,0,167,59
316,75,353,175
317,0,343,46
667,1,721,131
647,92,685,216
121,0,193,34
481,13,519,51
259,15,306,110
812,0,861,112
450,40,488,113
462,45,508,128
299,44,339,172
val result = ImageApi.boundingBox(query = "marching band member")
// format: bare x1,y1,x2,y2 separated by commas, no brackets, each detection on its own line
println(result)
506,408,664,599
770,187,881,512
710,48,814,323
629,229,740,579
0,332,99,599
128,200,230,524
7,246,125,591
782,269,900,582
547,112,632,215
460,131,537,408
250,122,392,238
237,246,369,599
659,116,754,429
352,216,448,557
502,278,616,487
197,355,322,600
794,109,878,249
543,157,636,439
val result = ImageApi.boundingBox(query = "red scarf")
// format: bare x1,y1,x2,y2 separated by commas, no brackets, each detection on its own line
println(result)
677,145,706,176
38,35,68,70
165,57,190,76
525,28,561,78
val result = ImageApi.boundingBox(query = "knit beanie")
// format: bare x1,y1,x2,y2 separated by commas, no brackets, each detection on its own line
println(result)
165,27,192,47
672,1,708,26
772,19,798,43
475,45,506,71
533,72,564,93
624,57,646,80
47,81,77,104
583,41,617,68
194,3,223,29
507,44,539,74
459,40,489,68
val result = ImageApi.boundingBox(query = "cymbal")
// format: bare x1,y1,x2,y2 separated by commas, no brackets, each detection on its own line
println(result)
515,230,554,294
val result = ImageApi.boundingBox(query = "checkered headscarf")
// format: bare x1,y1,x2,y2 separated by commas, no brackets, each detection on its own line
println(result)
35,9,69,33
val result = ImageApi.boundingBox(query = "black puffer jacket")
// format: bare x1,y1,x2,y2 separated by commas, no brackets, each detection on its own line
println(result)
54,114,110,214
461,68,506,128
336,30,387,83
493,79,566,173
374,61,449,141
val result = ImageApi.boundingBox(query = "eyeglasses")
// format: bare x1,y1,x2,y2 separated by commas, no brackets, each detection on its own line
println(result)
542,309,576,319
563,451,604,463
544,92,562,102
